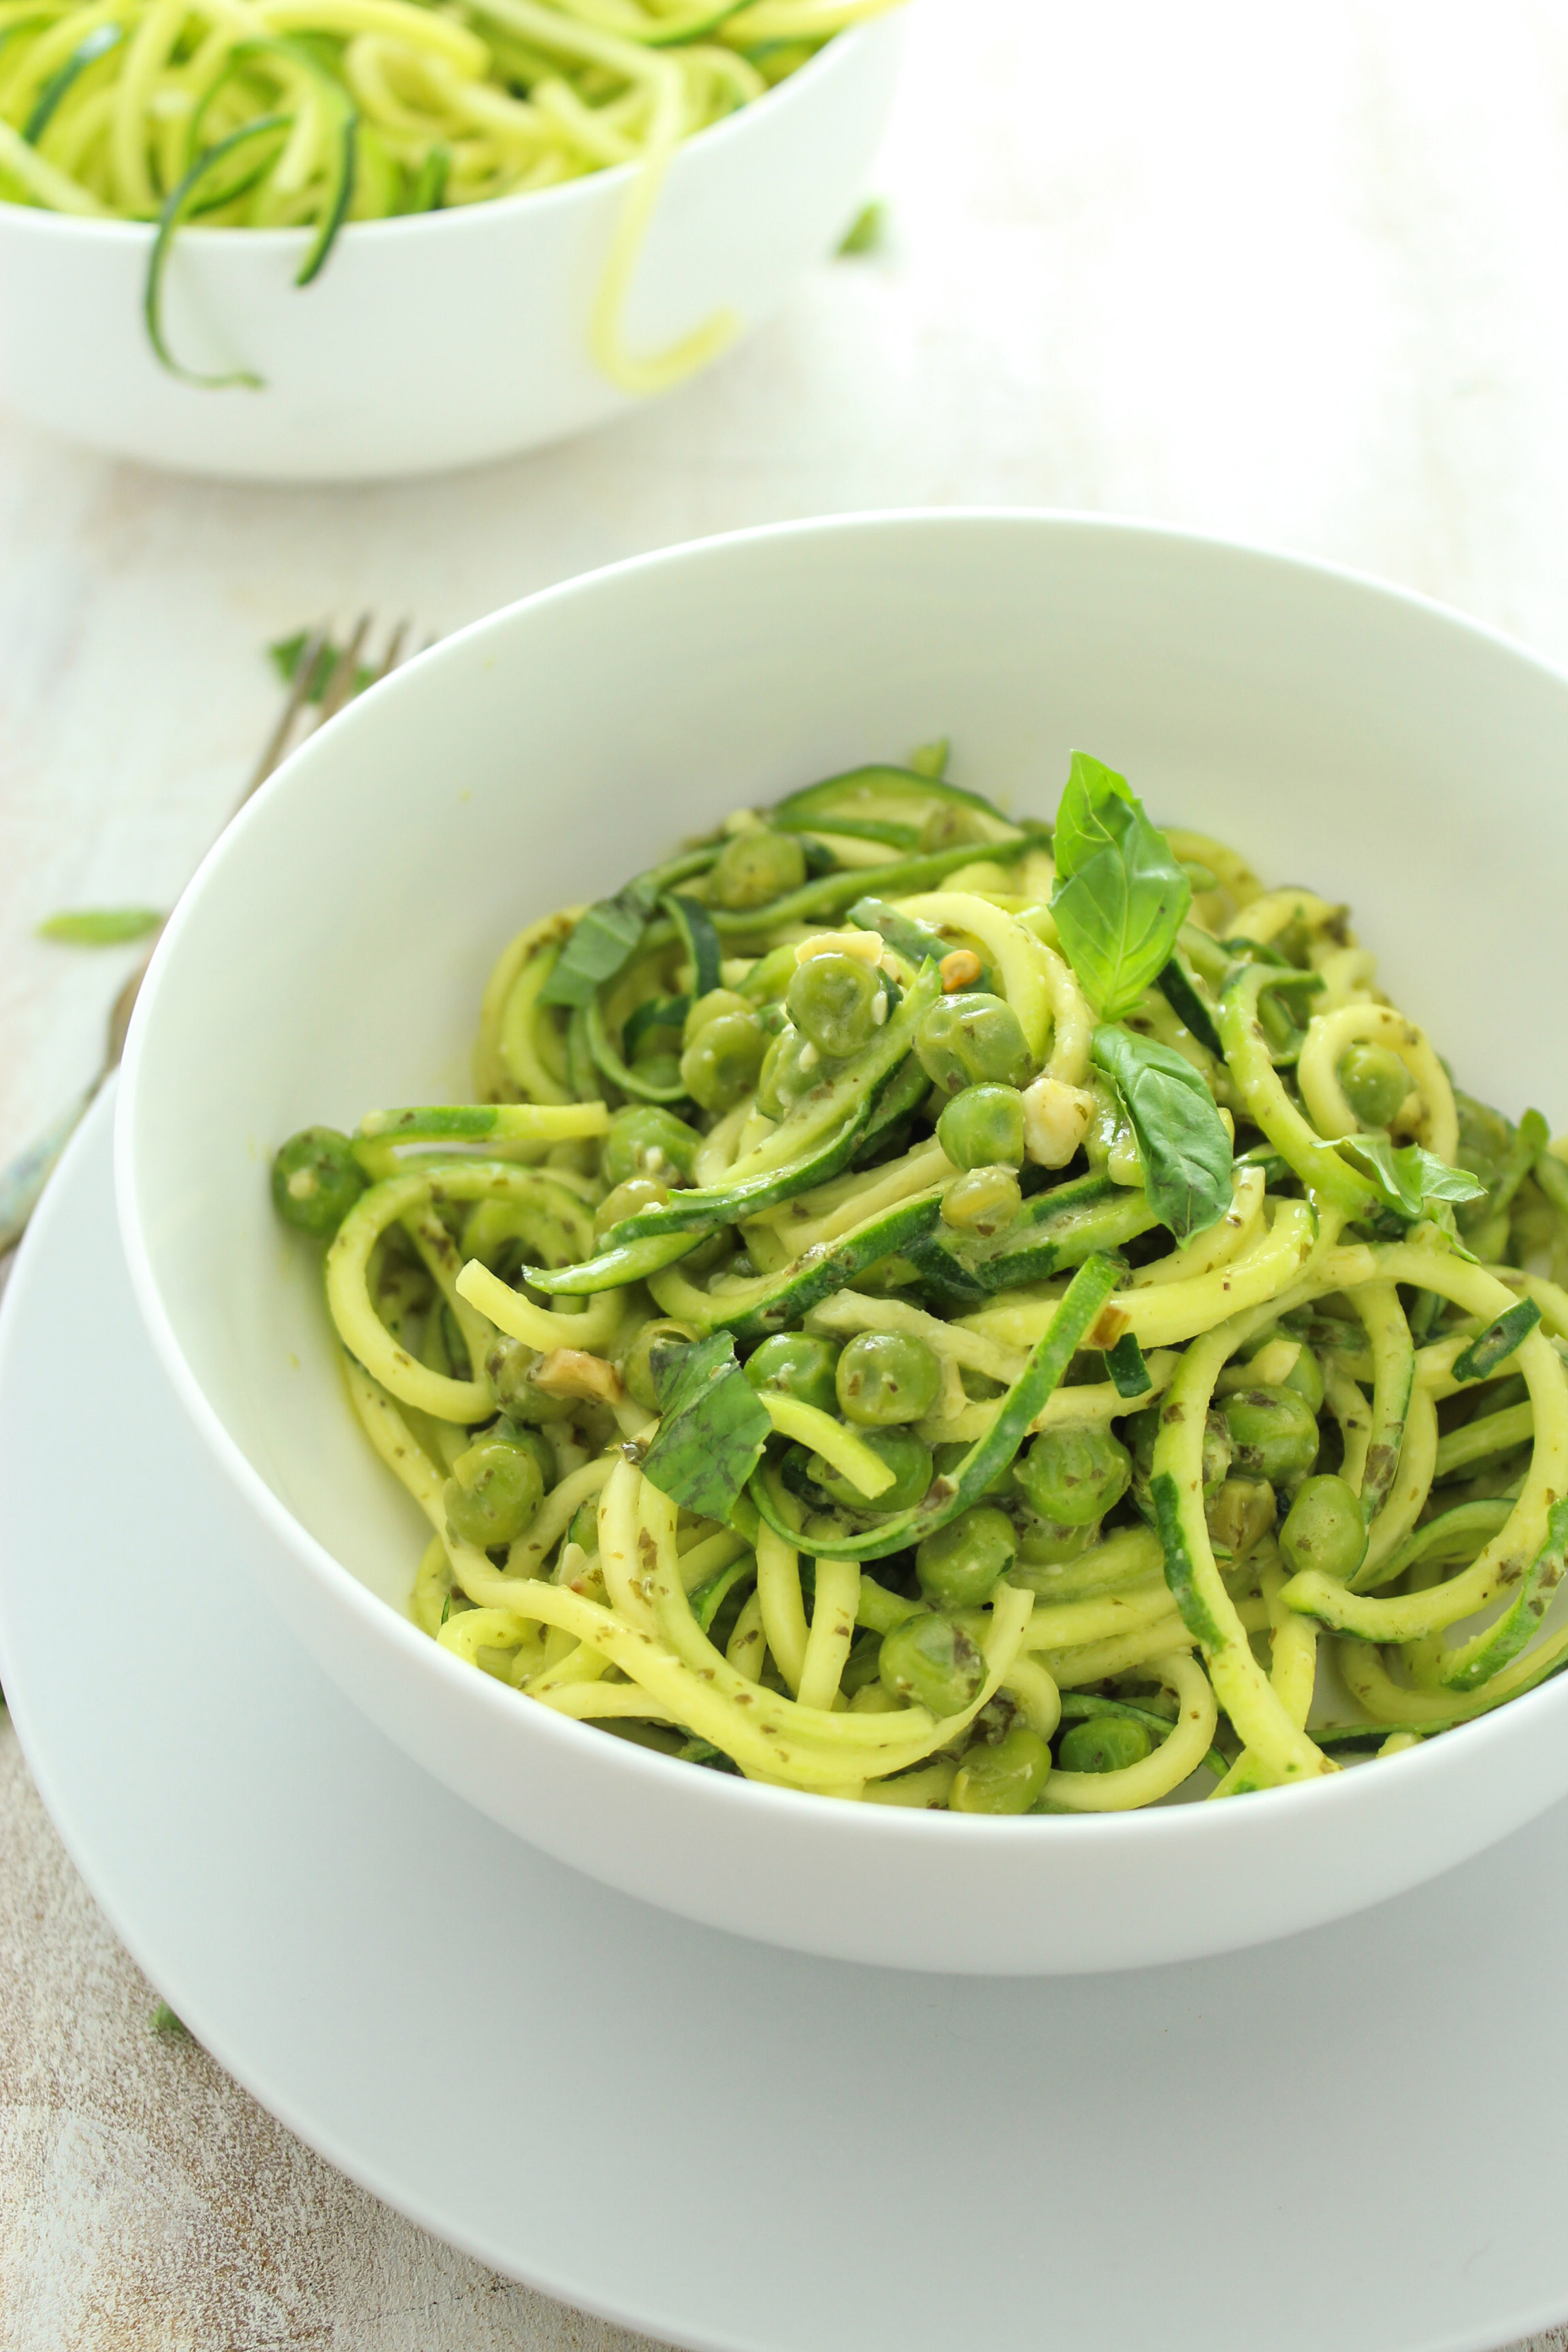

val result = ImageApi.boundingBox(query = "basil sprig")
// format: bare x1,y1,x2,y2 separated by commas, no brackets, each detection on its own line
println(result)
1089,1024,1233,1244
1049,753,1192,1020
640,1332,770,1522
1338,1136,1486,1232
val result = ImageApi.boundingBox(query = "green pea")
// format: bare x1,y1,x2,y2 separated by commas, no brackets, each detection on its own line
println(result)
914,992,1032,1096
744,1331,840,1416
915,1505,1016,1608
1265,1337,1326,1416
683,987,754,1047
1338,1041,1412,1129
785,952,881,1059
630,1052,683,1091
621,1317,698,1412
940,1166,1022,1234
1279,1473,1367,1580
809,1427,932,1511
836,1330,943,1426
494,1418,556,1494
1206,1477,1276,1560
936,1083,1025,1171
485,1335,574,1424
1058,1716,1152,1774
879,1610,986,1716
271,1126,365,1239
679,1011,767,1113
443,1430,544,1548
601,1106,701,1190
594,1175,670,1243
1221,1385,1320,1484
710,829,807,911
1013,1425,1131,1526
1013,1512,1098,1568
755,1021,817,1119
949,1724,1051,1813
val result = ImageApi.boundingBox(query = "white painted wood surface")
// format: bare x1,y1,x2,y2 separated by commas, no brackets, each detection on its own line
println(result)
5,1,1568,2342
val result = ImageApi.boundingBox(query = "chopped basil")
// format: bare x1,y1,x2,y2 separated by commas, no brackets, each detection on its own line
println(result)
37,907,162,945
642,1332,770,1522
539,891,649,1009
1105,1330,1154,1397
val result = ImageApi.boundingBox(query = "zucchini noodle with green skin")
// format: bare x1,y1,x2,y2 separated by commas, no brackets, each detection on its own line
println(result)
270,741,1568,1812
0,0,899,389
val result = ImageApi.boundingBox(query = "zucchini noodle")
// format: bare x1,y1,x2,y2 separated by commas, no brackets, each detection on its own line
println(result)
270,744,1568,1814
0,0,902,387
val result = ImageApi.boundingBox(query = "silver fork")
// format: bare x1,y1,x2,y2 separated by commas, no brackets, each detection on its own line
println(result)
0,615,414,1268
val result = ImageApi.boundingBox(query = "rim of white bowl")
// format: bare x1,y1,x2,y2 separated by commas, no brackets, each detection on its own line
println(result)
0,16,885,250
114,506,1568,1858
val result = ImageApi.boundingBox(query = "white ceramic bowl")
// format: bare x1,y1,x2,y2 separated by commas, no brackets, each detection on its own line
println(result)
116,512,1568,1974
0,22,898,482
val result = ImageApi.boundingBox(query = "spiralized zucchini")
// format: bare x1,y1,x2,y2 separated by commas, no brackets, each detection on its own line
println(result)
270,745,1568,1813
0,0,898,387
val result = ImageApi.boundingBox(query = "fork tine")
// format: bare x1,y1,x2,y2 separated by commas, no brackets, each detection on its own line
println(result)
374,618,411,682
237,621,329,811
314,612,374,728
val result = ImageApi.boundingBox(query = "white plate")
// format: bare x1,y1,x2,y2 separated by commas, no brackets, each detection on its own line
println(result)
5,1088,1568,2352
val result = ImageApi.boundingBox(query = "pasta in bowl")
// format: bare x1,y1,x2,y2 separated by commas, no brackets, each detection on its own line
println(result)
268,748,1568,1814
116,512,1568,1971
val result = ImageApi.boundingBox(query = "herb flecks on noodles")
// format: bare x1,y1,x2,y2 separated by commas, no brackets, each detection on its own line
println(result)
271,747,1568,1812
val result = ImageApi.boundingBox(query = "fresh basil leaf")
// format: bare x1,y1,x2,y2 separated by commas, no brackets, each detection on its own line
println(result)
642,1332,770,1522
37,906,163,945
837,199,886,256
1050,751,1139,879
1339,1136,1486,1224
268,630,375,704
1089,1023,1232,1244
1050,753,1192,1020
540,892,648,1009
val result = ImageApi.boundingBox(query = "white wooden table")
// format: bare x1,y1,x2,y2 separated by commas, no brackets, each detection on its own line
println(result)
5,2,1568,2342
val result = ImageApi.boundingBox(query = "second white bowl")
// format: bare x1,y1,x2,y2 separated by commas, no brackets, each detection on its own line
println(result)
0,20,899,480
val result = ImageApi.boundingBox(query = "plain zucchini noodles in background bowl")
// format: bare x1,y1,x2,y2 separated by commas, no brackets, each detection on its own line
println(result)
117,512,1568,1974
0,1,902,478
